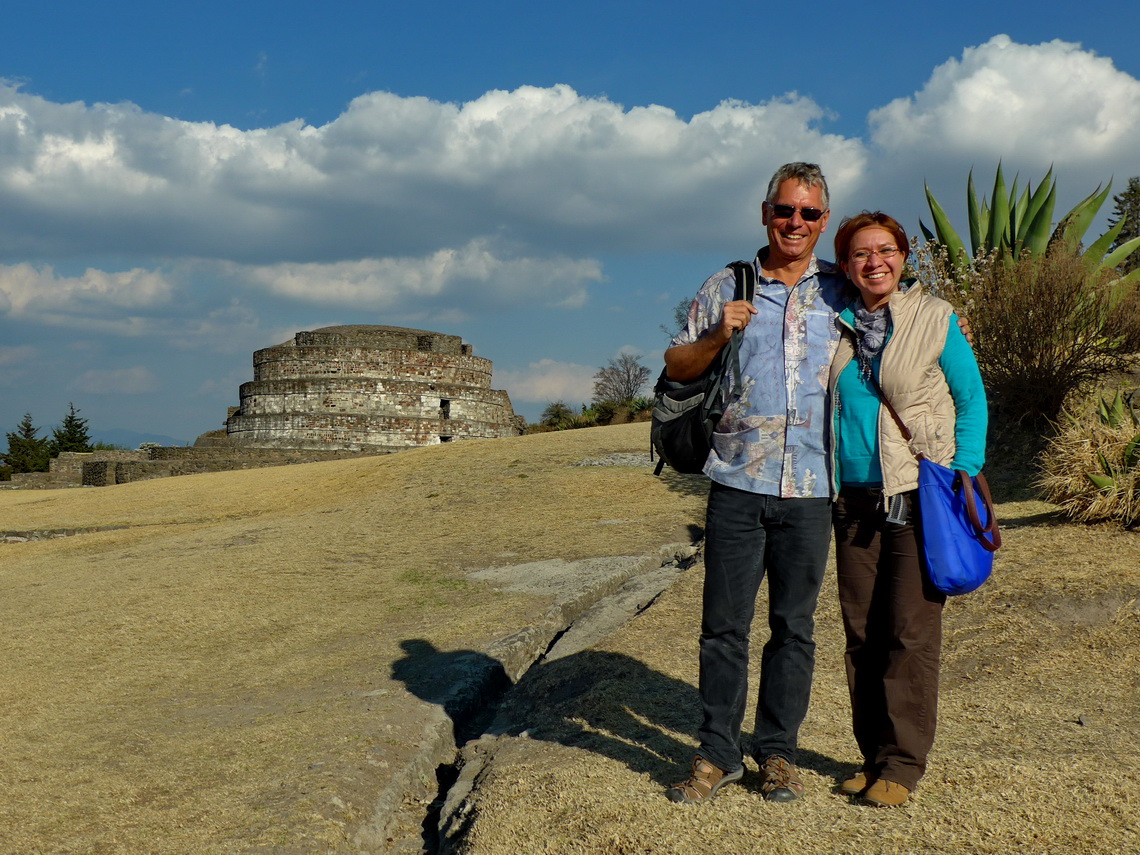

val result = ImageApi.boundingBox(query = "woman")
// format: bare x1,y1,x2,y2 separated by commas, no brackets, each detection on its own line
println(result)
827,212,987,807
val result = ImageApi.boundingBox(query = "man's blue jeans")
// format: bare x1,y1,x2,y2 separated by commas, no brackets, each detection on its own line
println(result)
697,482,832,773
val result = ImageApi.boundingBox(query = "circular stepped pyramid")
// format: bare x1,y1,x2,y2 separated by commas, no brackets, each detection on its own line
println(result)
226,325,519,452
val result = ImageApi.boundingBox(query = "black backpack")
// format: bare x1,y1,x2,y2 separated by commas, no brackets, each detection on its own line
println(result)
650,261,757,475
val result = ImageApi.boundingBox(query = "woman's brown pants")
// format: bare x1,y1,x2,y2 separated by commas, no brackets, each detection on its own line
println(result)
833,486,946,791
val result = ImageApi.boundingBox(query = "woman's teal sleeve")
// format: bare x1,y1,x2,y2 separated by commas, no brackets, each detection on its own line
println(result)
941,313,988,475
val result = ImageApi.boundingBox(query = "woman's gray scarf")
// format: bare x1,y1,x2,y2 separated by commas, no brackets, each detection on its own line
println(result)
853,301,908,524
853,304,890,379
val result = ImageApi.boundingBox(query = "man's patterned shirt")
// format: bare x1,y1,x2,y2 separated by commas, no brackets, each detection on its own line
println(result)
671,251,847,498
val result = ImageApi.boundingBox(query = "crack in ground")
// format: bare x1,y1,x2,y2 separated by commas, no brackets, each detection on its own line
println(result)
416,546,701,855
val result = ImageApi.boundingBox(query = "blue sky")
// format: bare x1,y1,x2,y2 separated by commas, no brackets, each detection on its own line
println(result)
3,1,1140,442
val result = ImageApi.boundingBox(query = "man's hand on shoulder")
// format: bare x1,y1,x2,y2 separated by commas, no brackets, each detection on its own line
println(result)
957,314,973,345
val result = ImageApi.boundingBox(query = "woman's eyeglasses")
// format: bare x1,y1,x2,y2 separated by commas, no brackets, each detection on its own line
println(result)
768,204,827,222
850,247,900,263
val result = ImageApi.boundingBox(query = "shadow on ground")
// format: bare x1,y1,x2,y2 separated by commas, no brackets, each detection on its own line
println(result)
655,469,713,500
393,641,844,792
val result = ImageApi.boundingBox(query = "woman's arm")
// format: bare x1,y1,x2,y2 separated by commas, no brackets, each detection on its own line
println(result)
940,312,988,475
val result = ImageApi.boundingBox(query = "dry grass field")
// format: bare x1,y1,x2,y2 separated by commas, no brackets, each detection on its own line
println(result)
2,422,1137,854
442,475,1140,854
0,424,704,854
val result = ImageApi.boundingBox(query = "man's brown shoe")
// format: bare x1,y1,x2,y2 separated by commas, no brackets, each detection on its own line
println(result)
838,771,872,796
666,755,743,804
863,779,910,807
759,754,805,802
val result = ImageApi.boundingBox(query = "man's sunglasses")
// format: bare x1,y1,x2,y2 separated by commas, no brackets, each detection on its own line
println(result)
768,204,827,222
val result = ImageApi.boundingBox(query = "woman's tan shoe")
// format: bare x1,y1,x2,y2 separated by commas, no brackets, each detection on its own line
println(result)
838,772,872,796
863,779,910,807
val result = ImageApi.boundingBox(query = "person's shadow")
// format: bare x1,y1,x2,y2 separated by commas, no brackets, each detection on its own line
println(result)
391,639,844,789
390,639,513,745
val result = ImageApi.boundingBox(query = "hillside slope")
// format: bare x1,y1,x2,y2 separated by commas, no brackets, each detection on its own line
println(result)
0,424,705,853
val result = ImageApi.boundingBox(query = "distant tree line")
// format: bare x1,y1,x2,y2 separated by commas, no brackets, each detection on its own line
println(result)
536,354,654,431
1,403,95,478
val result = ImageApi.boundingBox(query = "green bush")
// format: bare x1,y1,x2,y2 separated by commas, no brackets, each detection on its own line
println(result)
564,413,598,430
539,401,576,430
629,396,653,415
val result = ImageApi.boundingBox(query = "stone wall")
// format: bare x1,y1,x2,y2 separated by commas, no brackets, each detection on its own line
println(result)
4,451,146,490
81,446,376,487
0,448,384,490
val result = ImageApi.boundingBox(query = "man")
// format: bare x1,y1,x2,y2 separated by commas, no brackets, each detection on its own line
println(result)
664,162,847,804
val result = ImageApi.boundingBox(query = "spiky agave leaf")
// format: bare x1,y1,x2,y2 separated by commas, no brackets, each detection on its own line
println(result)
1021,180,1057,257
1087,471,1116,492
1019,166,1055,242
967,170,984,256
987,163,1011,254
1055,183,1112,249
1010,181,1030,253
1125,432,1140,470
1084,218,1126,267
1100,451,1116,476
924,183,969,270
1098,392,1126,428
1101,235,1140,271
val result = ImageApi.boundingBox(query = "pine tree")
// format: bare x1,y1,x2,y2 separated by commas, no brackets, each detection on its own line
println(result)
2,413,51,473
50,402,94,455
1108,176,1140,275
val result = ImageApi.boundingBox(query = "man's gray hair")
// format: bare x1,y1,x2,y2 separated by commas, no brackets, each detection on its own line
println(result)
766,162,829,210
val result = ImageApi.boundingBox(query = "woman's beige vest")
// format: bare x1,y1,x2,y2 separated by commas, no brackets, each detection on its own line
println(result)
829,283,957,497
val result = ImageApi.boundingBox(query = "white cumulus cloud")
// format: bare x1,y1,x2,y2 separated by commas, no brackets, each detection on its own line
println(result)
0,263,173,324
870,35,1140,168
233,240,603,311
493,358,596,405
0,81,865,263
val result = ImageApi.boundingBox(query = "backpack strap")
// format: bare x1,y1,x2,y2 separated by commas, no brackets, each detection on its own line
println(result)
727,259,757,303
713,261,756,407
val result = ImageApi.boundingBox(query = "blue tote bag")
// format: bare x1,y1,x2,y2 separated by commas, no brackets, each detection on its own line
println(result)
864,370,1001,596
917,458,1001,595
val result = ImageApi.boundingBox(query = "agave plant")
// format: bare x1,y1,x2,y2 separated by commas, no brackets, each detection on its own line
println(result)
921,163,1140,291
1095,389,1140,430
1085,391,1140,493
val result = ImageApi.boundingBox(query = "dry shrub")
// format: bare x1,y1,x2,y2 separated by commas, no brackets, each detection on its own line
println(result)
1038,392,1140,527
920,241,1140,426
